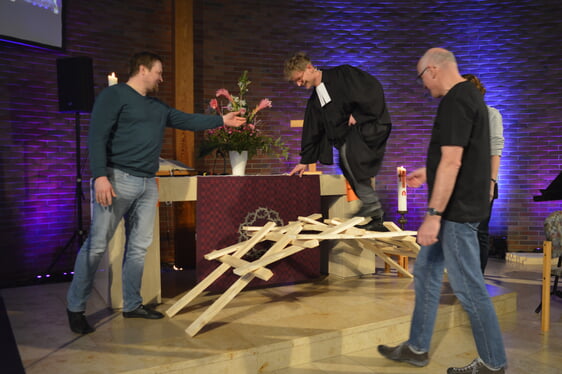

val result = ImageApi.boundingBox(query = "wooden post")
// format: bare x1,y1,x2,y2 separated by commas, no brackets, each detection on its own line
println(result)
541,240,552,332
172,0,197,268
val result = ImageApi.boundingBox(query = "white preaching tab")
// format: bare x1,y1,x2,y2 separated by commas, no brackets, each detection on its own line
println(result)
316,82,332,107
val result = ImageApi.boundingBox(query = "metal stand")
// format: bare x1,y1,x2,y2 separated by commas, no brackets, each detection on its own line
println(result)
397,210,407,230
385,210,409,277
45,112,87,275
211,149,228,175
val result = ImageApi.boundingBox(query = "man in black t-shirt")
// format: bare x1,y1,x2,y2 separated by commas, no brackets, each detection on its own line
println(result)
377,48,507,374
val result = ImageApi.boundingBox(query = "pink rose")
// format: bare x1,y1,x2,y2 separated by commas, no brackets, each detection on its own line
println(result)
256,99,272,111
216,88,233,102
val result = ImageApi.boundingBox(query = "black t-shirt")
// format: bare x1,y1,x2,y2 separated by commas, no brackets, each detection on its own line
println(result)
426,81,490,222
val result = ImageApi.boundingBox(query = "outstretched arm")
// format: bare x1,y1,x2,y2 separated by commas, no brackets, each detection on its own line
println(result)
222,110,246,127
407,167,427,188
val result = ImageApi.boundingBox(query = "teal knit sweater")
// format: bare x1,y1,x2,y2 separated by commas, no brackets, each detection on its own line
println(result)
88,83,222,179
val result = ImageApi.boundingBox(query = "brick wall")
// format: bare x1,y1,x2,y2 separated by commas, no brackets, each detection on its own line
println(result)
194,0,562,252
1,0,561,286
0,0,174,286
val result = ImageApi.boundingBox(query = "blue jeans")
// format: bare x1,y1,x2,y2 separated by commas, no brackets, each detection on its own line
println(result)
407,220,507,369
67,168,158,312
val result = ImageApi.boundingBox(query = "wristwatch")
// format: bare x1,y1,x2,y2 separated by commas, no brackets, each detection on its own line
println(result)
426,207,443,216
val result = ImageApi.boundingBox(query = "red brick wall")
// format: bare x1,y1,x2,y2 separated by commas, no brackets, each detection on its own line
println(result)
1,0,561,286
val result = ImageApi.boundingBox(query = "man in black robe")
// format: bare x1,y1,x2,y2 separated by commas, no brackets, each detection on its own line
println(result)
284,52,392,231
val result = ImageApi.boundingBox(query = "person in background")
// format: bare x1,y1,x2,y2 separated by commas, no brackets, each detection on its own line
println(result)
377,48,507,374
462,73,504,274
66,52,245,334
283,52,392,231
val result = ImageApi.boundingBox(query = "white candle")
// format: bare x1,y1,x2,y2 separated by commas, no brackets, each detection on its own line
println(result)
107,72,118,86
397,166,407,212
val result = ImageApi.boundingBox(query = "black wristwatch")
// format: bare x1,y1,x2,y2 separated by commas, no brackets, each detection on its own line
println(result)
426,207,443,216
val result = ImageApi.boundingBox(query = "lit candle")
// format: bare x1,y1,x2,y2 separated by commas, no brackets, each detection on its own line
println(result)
107,72,118,86
397,166,407,212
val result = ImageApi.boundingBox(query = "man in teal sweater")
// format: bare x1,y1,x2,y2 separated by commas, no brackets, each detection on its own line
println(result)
66,52,245,334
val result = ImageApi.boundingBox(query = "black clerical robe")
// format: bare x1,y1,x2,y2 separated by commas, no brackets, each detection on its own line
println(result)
299,65,391,180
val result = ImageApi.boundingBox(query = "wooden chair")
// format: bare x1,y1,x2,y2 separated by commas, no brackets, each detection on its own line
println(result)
535,210,562,332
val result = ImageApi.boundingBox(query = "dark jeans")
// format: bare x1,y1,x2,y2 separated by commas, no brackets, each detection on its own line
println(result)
339,142,382,216
478,183,498,274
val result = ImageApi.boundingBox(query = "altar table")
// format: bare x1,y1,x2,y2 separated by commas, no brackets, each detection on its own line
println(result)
93,174,373,308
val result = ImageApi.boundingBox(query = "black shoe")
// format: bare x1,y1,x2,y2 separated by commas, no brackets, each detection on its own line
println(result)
67,309,95,334
352,204,383,218
356,216,389,232
123,304,164,319
447,358,505,373
378,342,429,367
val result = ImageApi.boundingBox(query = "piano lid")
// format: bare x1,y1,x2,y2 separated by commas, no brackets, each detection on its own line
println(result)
533,171,562,201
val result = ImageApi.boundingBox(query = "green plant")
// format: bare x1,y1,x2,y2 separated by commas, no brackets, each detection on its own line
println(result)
200,71,288,160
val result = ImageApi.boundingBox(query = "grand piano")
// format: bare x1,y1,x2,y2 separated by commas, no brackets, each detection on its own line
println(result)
533,171,562,201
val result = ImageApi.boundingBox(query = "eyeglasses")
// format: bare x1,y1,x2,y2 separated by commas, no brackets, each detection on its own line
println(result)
416,67,429,85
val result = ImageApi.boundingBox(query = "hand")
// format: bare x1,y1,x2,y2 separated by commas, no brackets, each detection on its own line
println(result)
489,181,495,202
94,176,117,207
348,114,357,126
416,215,441,246
407,167,427,188
289,163,307,177
223,111,246,127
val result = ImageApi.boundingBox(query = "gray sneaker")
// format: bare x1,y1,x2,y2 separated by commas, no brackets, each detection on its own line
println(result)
377,342,429,367
447,358,505,373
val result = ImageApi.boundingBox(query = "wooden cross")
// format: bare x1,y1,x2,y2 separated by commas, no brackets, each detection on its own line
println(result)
165,214,419,336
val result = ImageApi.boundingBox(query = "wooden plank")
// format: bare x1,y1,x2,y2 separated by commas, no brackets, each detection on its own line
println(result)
165,222,276,318
301,224,331,231
297,230,417,240
292,239,320,248
342,226,367,236
204,242,245,260
375,236,420,254
165,262,230,318
234,245,311,276
356,239,413,278
317,216,365,237
171,215,421,335
183,222,302,335
298,214,324,224
383,221,402,232
186,272,255,337
217,255,273,281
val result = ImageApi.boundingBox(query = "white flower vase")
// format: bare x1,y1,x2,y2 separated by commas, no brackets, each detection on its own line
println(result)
229,150,248,176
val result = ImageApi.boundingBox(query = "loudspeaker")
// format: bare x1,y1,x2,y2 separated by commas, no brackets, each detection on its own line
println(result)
57,57,94,113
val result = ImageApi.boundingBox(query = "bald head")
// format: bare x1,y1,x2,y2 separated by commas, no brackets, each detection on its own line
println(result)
417,48,464,98
419,48,457,69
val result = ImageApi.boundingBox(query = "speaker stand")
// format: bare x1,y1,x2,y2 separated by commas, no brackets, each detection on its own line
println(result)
45,112,87,276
